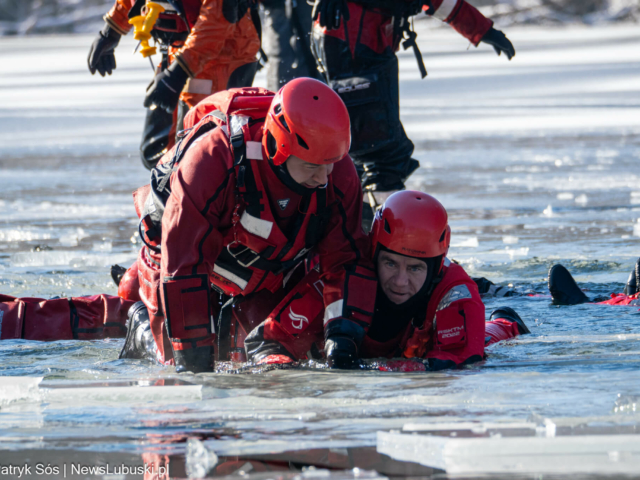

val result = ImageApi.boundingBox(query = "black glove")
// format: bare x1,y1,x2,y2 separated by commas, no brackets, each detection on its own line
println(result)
173,346,214,373
144,62,189,113
87,24,121,76
480,27,515,60
325,335,359,369
312,0,350,30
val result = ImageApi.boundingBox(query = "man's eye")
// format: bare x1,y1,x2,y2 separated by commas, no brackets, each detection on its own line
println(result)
385,261,395,267
410,266,423,272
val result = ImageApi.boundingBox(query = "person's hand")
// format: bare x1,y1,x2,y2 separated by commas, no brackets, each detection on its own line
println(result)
312,0,350,30
325,335,359,369
480,27,515,60
144,62,189,113
87,24,121,76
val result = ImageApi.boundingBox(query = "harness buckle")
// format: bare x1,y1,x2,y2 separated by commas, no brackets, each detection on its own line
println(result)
226,244,261,268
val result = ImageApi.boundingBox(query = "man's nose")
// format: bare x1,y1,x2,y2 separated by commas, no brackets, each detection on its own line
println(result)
392,269,409,287
313,165,329,185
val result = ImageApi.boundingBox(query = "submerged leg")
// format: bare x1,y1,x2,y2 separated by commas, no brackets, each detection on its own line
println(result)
548,264,589,305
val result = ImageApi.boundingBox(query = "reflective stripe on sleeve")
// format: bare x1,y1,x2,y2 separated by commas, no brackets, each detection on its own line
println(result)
246,141,263,160
323,300,344,325
437,284,472,311
213,264,248,290
240,211,273,239
184,78,213,95
433,0,459,21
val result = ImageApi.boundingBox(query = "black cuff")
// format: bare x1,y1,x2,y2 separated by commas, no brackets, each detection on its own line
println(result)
325,318,365,347
173,345,214,373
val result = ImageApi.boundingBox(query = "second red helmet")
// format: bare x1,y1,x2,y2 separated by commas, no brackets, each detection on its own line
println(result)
371,191,451,260
262,78,351,166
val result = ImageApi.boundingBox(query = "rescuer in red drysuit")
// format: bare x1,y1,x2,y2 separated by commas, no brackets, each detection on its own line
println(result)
548,262,640,307
310,0,516,216
120,77,377,373
243,191,530,371
87,0,261,169
0,79,376,374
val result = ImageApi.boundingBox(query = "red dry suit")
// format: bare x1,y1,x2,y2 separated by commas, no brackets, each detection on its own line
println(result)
244,258,520,368
595,293,640,306
133,88,376,364
0,293,132,341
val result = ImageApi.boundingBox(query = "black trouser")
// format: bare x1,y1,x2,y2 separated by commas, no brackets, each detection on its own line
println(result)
261,0,322,92
139,61,259,171
312,31,419,192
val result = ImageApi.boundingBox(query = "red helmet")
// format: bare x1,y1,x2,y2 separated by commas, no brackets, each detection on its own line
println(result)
262,78,351,166
371,191,451,261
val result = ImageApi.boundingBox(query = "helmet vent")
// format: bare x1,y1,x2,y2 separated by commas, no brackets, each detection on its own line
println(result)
274,104,282,114
439,230,446,242
384,219,391,234
279,115,290,133
313,96,319,100
266,131,277,158
296,133,309,150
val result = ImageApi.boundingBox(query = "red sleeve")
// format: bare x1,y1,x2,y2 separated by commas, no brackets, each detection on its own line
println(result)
424,279,486,365
104,0,134,35
159,127,235,351
319,156,377,344
426,0,493,46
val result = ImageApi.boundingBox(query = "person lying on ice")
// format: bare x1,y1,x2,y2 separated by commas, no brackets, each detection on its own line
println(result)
548,261,640,307
0,78,379,374
243,191,531,371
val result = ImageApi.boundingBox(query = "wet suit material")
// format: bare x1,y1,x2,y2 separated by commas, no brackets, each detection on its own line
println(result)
0,294,132,341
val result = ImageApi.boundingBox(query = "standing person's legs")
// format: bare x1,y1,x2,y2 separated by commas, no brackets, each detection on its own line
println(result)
261,0,298,92
312,31,419,226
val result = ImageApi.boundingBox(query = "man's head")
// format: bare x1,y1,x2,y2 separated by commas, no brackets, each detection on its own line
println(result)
371,191,451,304
263,78,351,186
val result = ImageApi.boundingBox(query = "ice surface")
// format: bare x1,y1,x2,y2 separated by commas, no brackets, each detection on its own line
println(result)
0,376,42,406
1,18,640,477
377,429,640,474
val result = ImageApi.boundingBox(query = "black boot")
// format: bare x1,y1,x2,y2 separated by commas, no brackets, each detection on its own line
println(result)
490,306,530,334
623,258,640,295
111,264,127,287
119,301,157,361
548,264,589,305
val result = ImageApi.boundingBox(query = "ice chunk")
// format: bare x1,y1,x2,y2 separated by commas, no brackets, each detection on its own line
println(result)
450,237,478,248
43,385,202,405
185,438,218,479
377,430,640,474
0,376,43,406
502,235,519,244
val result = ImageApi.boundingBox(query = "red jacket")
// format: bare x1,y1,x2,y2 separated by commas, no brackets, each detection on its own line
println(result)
140,89,375,362
360,259,485,366
319,0,492,57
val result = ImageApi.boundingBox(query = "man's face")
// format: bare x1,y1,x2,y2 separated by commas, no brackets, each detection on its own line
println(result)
285,155,334,188
377,250,428,305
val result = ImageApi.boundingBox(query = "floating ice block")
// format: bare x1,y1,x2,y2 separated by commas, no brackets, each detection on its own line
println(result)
378,428,640,474
0,376,43,406
43,384,202,404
